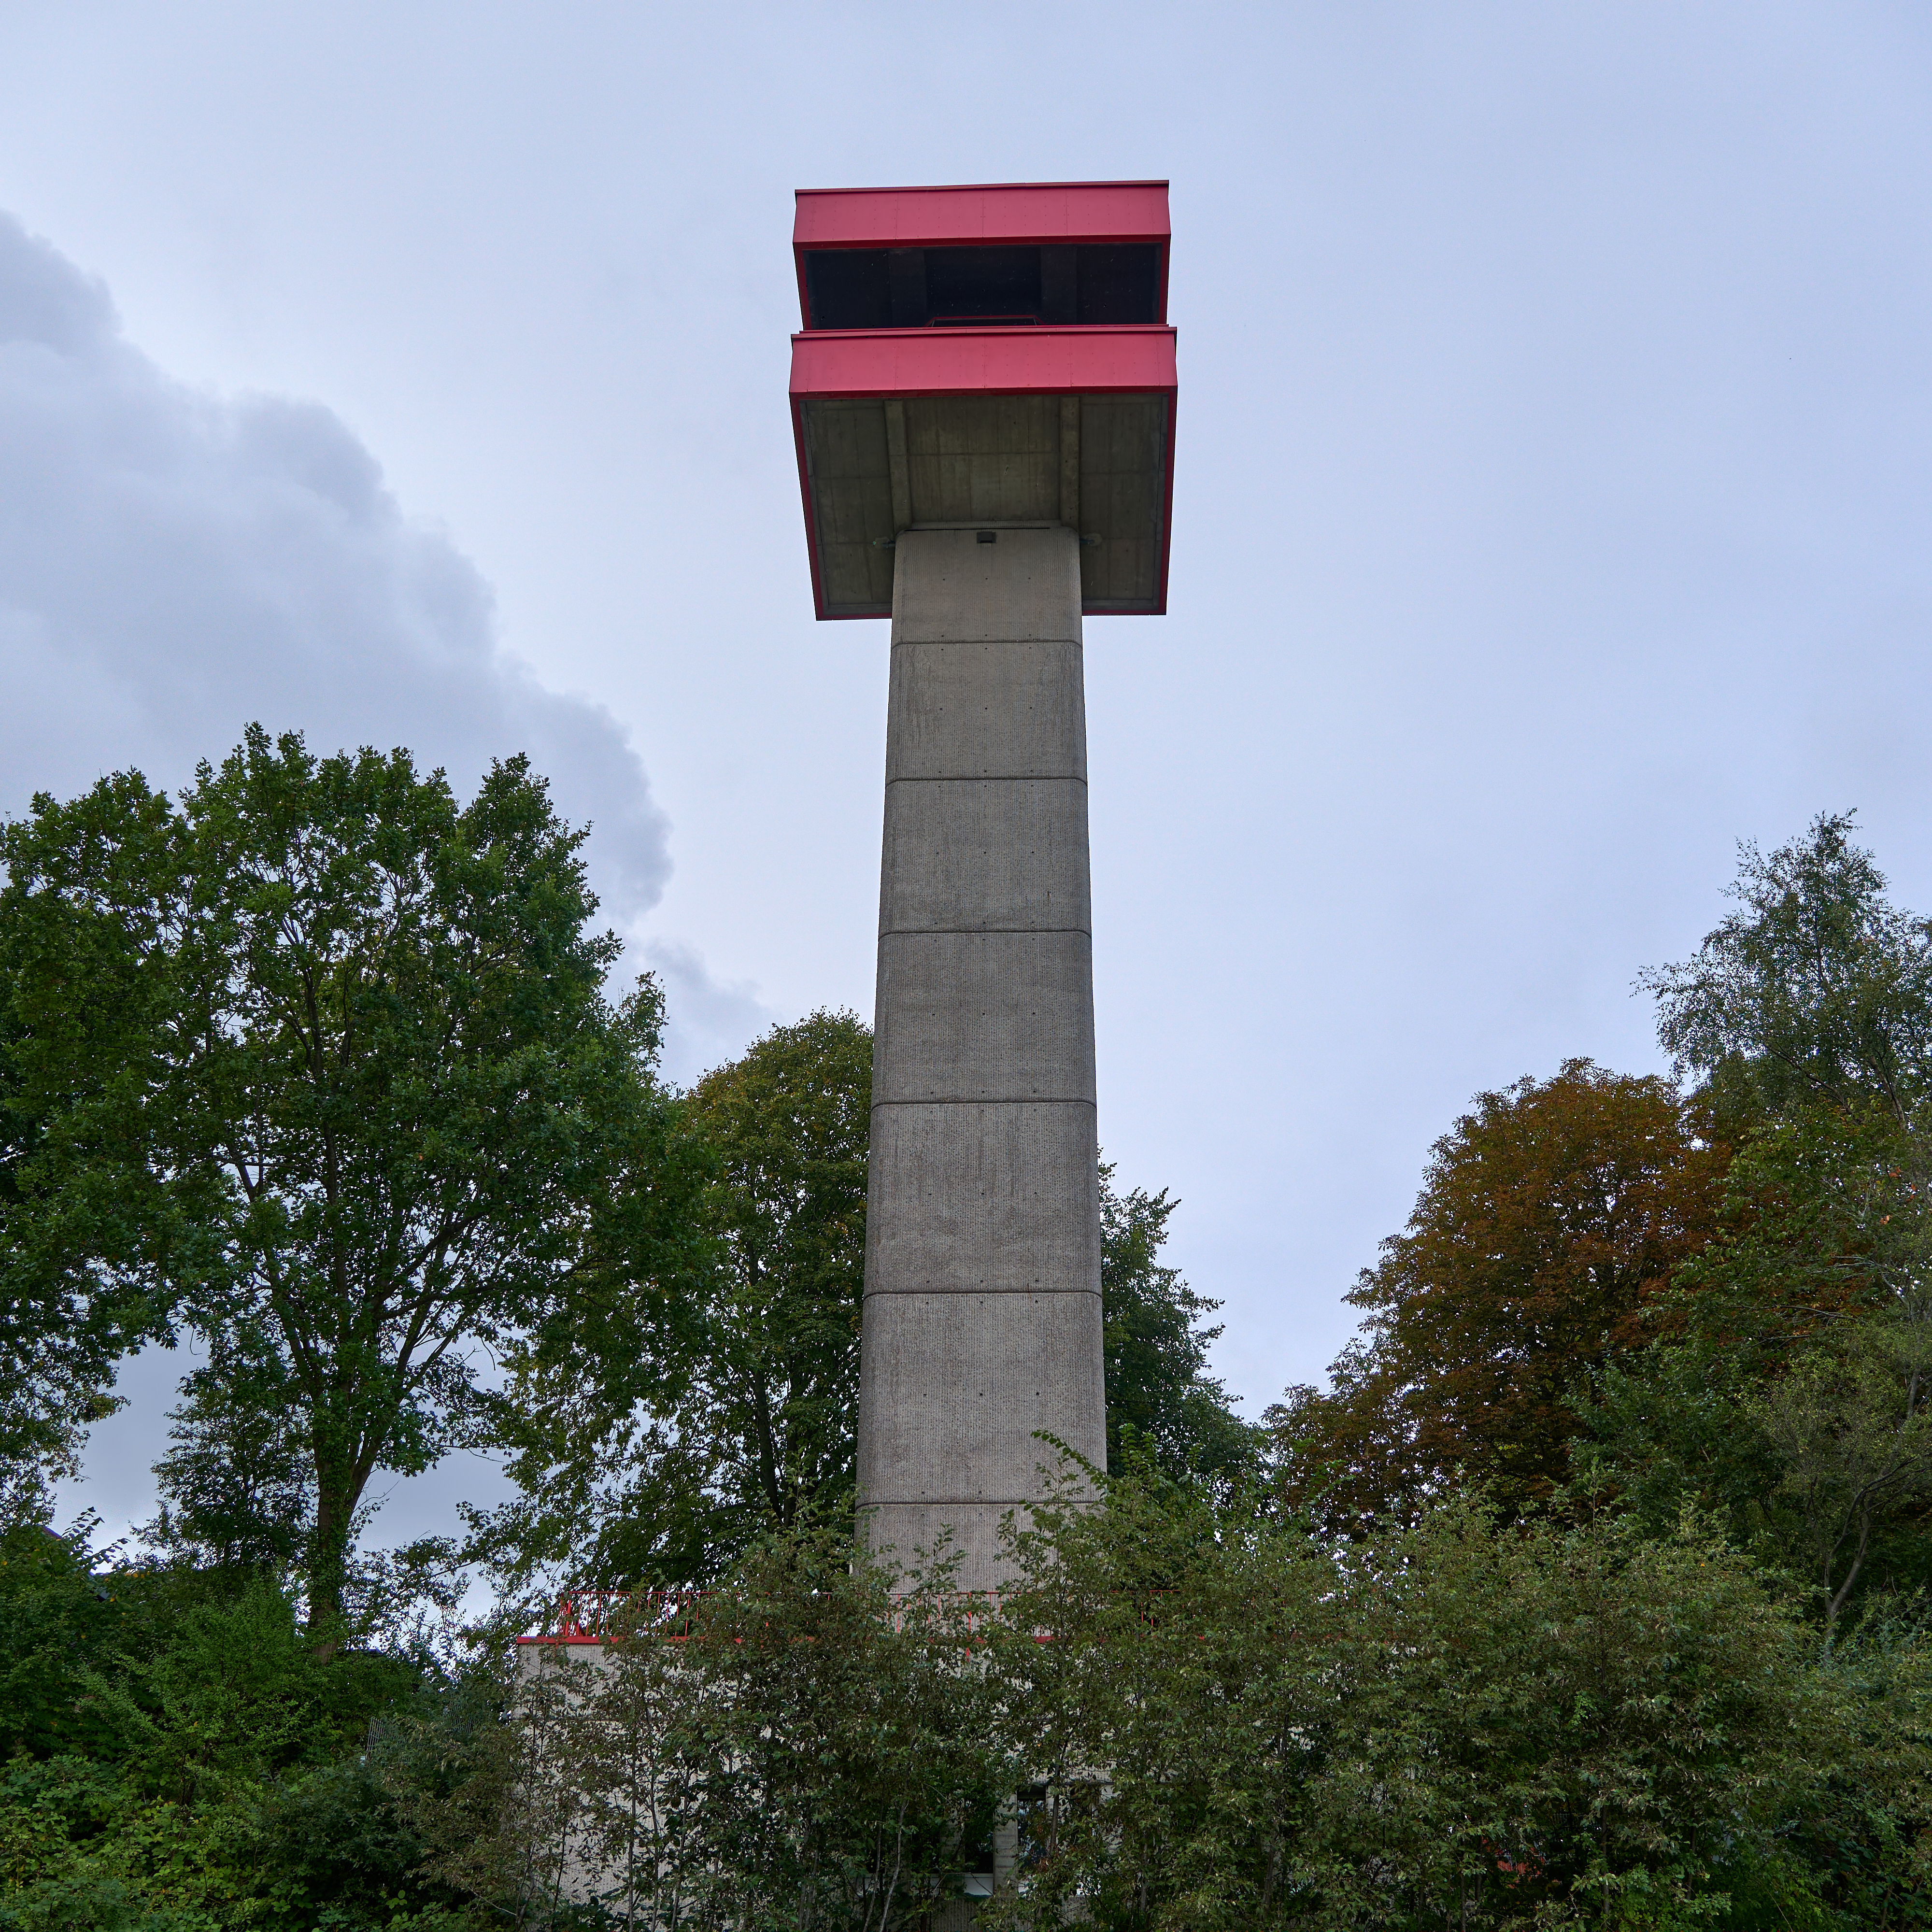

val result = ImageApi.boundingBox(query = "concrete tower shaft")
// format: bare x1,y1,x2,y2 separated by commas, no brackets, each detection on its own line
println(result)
856,525,1107,1590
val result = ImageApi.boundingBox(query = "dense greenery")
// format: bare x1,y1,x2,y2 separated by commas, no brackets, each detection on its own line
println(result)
979,1467,1859,1931
12,741,1932,1926
0,729,707,1636
496,1457,1921,1930
0,1515,473,1929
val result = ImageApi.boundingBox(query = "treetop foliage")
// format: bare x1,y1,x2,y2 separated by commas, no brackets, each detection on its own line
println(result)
1644,810,1932,1129
1,726,701,1634
466,1012,1249,1596
1099,1167,1258,1483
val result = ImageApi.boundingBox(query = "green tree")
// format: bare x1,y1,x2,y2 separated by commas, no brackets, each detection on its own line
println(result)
1586,1109,1932,1627
0,1516,481,1932
639,1530,1010,1932
1642,811,1932,1133
1,727,703,1637
480,1011,869,1591
1583,814,1932,1625
494,1011,1236,1588
981,1459,1355,1931
1344,1499,1835,1929
142,1330,312,1574
487,1529,1009,1931
981,1463,1835,1931
0,773,207,1526
1099,1165,1256,1482
680,1009,872,1541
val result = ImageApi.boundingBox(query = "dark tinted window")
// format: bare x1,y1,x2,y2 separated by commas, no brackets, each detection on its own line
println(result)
1076,244,1161,324
805,250,890,329
923,246,1042,320
801,242,1163,328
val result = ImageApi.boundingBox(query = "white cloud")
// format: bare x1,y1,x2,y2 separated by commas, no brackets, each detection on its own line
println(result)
0,211,671,919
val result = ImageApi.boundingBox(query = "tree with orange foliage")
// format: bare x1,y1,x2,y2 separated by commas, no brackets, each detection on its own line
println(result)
1272,1059,1730,1523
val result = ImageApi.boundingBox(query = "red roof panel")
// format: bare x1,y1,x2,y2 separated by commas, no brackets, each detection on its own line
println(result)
793,181,1170,251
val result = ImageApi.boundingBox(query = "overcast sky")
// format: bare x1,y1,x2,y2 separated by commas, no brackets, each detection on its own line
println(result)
6,1,1931,1546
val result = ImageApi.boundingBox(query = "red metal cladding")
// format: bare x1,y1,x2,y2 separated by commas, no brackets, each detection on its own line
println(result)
790,322,1176,400
515,1588,707,1644
516,1589,1046,1647
792,179,1170,248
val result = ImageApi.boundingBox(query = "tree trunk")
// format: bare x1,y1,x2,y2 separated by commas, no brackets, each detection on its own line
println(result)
308,1462,367,1651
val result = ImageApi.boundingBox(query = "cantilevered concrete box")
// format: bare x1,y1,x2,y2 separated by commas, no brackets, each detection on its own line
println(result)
789,181,1178,619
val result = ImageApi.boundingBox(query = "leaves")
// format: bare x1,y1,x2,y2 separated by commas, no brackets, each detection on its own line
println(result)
682,1010,872,1546
971,1466,1837,1931
1579,818,1932,1625
1642,810,1932,1131
504,1529,1012,1932
1100,1166,1258,1484
1274,1061,1730,1525
487,1019,1245,1591
0,728,694,1633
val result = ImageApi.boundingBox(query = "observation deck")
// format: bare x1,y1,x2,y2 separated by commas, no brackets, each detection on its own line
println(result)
788,181,1178,619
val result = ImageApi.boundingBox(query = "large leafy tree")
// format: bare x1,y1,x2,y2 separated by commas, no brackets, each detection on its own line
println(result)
483,1010,870,1589
0,727,701,1634
1643,811,1932,1132
562,1531,1008,1932
682,1009,872,1539
0,771,207,1524
1272,1059,1730,1523
982,1466,1835,1931
1584,815,1932,1622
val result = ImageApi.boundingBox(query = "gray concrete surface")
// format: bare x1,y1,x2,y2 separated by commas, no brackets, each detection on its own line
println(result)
874,931,1096,1101
799,395,1170,615
878,777,1092,933
857,524,1106,1592
864,1103,1100,1294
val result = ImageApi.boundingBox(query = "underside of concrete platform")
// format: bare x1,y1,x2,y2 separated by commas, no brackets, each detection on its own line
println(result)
796,387,1172,616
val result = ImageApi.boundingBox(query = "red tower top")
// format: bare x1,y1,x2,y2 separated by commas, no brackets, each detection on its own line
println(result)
788,181,1178,619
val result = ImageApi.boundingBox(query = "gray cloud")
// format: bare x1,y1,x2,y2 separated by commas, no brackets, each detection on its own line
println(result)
0,212,671,919
643,939,779,1090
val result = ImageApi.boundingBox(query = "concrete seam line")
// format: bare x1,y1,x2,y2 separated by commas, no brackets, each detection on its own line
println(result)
860,1499,1072,1508
867,1099,1097,1108
861,1290,1103,1300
